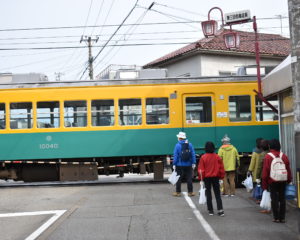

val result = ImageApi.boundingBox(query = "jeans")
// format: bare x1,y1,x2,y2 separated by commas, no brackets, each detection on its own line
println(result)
270,182,286,220
204,177,223,212
176,166,193,193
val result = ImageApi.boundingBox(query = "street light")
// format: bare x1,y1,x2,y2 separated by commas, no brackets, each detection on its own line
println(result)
201,7,224,37
201,7,278,114
223,31,240,49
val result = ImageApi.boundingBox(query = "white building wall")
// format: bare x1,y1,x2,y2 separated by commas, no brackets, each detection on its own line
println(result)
200,54,282,76
160,54,283,77
162,54,201,77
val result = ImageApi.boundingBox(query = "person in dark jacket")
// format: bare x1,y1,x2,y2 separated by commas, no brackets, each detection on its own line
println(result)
262,139,292,223
172,131,196,197
198,141,225,216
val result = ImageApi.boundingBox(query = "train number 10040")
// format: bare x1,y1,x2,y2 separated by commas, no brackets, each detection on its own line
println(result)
39,143,59,149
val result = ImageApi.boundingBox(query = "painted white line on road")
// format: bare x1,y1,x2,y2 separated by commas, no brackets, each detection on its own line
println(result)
183,192,221,240
0,210,66,240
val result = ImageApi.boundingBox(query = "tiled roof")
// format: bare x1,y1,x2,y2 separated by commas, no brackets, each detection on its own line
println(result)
144,29,290,68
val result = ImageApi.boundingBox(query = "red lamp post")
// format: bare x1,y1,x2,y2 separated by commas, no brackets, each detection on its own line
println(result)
201,7,278,114
201,7,224,37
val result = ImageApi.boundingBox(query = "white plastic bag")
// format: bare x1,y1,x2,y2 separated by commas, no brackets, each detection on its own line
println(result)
260,190,271,210
168,171,180,185
242,175,253,192
198,182,206,204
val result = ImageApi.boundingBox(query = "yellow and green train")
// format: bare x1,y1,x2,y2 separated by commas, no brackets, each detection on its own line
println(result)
0,76,278,182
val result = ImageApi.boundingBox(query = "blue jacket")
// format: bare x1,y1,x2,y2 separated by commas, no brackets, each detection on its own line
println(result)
173,139,196,166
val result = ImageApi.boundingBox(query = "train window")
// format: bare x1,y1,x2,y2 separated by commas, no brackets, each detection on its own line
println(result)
37,101,60,128
0,103,5,129
10,102,33,129
91,100,114,126
146,98,169,125
185,97,212,123
256,96,279,121
229,95,251,122
64,101,87,127
119,99,142,126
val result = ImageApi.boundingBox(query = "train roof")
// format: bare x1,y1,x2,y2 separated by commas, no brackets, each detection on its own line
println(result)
0,75,258,90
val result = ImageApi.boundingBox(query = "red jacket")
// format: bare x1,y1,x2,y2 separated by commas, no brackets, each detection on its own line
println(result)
262,150,292,190
198,153,225,180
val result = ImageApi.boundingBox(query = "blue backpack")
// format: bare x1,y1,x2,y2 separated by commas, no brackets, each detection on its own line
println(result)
181,141,191,161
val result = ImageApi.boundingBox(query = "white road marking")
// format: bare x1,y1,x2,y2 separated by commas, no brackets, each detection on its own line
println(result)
0,210,66,240
183,192,221,240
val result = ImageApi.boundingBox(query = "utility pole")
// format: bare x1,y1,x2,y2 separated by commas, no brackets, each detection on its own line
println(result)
80,36,99,80
288,0,300,234
55,72,64,81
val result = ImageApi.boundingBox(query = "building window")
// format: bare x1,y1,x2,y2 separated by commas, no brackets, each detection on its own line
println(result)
0,103,5,129
119,99,141,126
146,98,169,125
185,97,212,123
92,100,114,126
10,102,33,129
64,101,87,127
256,96,278,121
229,95,251,122
37,102,60,128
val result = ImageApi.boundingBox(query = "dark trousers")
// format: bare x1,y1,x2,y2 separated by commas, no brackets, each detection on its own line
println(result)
176,166,193,193
270,182,286,220
204,177,223,212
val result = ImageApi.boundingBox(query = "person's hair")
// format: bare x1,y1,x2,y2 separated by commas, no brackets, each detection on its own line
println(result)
269,139,281,151
256,138,263,149
260,139,270,151
205,141,215,153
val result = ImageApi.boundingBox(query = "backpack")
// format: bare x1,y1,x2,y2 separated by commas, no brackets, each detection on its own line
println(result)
180,141,191,161
268,152,288,182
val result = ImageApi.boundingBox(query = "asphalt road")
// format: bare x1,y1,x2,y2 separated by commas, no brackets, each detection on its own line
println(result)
0,176,299,240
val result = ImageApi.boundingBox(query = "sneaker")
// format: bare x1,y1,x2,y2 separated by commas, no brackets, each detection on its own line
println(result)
230,194,235,197
208,211,214,216
188,192,195,197
223,194,229,197
218,210,225,217
172,192,181,197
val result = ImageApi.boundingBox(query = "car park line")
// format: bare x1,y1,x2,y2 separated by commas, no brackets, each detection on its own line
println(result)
0,210,66,240
183,192,221,240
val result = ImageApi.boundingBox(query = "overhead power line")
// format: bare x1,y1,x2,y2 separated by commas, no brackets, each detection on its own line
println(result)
0,16,288,32
79,0,141,80
0,38,289,51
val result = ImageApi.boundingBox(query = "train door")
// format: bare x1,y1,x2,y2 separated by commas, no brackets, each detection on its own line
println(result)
182,93,216,152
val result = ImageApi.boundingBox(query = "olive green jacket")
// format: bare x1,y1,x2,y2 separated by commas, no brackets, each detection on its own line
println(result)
248,151,262,181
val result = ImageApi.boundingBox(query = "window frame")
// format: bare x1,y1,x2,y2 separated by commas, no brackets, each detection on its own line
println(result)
228,95,252,122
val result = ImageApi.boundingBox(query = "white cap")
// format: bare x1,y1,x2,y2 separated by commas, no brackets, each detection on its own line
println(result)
176,131,186,139
222,134,230,143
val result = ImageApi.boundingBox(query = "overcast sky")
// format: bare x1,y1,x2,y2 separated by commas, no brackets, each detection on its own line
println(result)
0,0,290,81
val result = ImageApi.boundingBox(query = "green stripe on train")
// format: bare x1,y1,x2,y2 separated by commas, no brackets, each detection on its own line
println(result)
0,125,278,160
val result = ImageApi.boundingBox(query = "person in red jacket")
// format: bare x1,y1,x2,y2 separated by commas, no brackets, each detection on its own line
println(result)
198,141,225,216
262,139,292,223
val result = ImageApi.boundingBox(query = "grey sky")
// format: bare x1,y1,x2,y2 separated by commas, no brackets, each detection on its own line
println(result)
0,0,289,81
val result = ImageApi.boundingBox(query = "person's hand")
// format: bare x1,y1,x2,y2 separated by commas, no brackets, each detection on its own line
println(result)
247,171,251,177
219,180,223,184
173,165,176,170
200,181,204,186
192,164,195,169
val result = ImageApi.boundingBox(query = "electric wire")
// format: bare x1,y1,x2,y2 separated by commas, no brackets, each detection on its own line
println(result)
79,0,140,80
93,3,152,76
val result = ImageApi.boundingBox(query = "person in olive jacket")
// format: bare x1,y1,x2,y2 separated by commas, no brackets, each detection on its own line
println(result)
217,135,239,196
248,138,263,184
198,141,225,216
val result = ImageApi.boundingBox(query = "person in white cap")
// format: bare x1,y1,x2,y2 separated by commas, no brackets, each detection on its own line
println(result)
217,134,239,197
172,131,196,197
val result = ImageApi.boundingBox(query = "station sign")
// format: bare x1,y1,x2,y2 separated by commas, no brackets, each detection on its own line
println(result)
224,10,251,24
